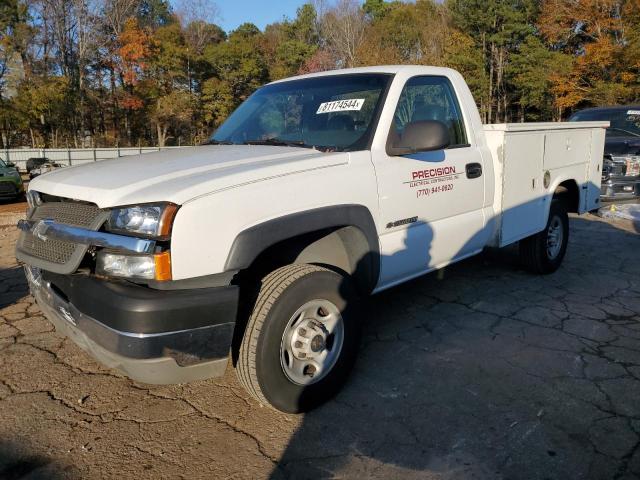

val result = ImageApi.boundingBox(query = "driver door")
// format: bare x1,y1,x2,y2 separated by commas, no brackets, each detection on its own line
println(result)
373,75,487,287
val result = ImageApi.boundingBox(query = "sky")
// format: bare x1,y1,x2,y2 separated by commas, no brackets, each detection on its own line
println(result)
212,0,307,32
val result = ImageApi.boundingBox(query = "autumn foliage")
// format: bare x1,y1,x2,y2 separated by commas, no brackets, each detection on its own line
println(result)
0,0,639,148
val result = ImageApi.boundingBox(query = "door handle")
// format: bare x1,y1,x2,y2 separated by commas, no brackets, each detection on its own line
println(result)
466,163,483,179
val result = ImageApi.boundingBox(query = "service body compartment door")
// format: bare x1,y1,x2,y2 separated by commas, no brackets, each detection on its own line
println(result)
585,129,606,212
500,132,546,246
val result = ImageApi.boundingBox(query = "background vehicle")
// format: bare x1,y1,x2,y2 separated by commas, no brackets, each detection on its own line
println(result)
26,157,49,174
569,106,640,200
16,66,607,413
29,161,65,179
0,158,25,200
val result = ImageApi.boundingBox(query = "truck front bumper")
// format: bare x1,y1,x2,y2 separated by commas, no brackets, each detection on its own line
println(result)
601,176,640,200
25,267,239,384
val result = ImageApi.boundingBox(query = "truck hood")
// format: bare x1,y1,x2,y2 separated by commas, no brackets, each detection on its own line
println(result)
29,145,349,208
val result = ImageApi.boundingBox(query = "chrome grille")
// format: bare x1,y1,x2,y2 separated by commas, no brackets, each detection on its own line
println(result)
17,197,108,271
19,234,76,264
30,201,101,228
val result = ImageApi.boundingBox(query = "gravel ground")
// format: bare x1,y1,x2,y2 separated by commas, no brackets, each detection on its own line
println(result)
0,213,639,479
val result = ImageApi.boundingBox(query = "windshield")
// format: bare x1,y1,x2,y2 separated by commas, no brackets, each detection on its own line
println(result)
569,109,640,138
210,74,392,151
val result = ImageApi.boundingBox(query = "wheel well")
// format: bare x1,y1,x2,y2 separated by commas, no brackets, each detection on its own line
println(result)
239,226,377,295
230,226,377,367
554,180,580,213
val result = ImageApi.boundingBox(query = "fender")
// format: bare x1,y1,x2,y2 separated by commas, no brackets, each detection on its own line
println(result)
224,204,380,290
547,177,581,218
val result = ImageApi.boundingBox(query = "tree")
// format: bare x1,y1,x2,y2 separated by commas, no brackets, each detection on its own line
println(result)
3,0,640,147
539,0,639,113
508,35,572,120
444,29,489,117
356,1,449,66
447,0,538,122
136,0,173,28
262,4,319,79
152,89,193,146
363,0,390,21
204,23,267,112
318,0,366,68
12,76,71,147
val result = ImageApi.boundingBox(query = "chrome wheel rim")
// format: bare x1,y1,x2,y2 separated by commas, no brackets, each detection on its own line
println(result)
280,299,344,386
547,216,563,260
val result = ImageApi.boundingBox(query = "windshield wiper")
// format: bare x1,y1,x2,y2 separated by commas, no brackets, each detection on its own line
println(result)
244,137,316,149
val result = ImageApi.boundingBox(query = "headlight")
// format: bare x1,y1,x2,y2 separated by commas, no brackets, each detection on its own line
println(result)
106,203,178,238
96,251,171,281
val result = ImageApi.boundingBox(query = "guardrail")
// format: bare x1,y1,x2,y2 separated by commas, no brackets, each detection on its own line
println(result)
0,147,185,172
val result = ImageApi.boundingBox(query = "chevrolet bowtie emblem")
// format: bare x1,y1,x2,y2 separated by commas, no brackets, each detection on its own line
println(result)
32,219,51,242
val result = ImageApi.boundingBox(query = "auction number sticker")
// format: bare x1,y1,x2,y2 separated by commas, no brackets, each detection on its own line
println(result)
317,99,365,114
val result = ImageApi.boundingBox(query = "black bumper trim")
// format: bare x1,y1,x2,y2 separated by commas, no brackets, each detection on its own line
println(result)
42,271,239,334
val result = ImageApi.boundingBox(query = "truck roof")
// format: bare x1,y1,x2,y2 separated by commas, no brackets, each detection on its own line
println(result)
268,65,458,84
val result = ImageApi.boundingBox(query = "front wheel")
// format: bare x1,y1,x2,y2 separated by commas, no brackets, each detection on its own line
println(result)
519,200,569,274
236,264,361,413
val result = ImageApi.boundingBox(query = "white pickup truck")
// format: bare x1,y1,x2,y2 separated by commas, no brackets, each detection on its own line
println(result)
17,66,607,413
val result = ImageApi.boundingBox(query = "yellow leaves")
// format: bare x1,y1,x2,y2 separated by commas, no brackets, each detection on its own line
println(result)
539,0,623,43
620,72,636,83
539,0,640,112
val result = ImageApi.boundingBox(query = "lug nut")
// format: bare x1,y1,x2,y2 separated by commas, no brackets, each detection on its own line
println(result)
298,352,306,358
294,341,303,348
298,328,307,336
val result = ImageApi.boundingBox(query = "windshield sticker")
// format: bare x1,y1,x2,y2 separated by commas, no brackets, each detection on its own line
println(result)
627,110,640,115
317,99,365,114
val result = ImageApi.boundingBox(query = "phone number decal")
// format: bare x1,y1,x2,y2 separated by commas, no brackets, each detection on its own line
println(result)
416,183,454,198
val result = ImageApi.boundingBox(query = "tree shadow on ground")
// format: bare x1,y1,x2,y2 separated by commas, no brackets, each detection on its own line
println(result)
269,215,640,479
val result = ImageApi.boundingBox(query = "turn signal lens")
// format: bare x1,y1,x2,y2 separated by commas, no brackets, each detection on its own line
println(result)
153,251,172,281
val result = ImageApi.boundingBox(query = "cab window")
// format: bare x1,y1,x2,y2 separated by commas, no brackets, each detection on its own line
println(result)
391,76,468,147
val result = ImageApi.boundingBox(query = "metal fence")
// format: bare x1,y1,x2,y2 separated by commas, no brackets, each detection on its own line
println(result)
0,146,184,172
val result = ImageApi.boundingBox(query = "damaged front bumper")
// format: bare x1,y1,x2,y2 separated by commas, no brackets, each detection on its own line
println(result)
24,266,238,384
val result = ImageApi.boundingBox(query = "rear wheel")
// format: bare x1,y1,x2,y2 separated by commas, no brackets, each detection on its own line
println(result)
519,200,569,274
236,264,361,413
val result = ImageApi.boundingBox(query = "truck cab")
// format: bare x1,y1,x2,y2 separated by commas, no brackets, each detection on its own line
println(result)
17,66,607,413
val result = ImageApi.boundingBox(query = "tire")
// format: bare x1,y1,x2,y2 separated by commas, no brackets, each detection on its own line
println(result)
519,200,569,274
236,264,361,413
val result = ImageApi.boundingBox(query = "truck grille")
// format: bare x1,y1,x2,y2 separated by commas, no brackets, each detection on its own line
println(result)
30,201,102,228
16,196,109,273
610,156,640,177
0,182,17,195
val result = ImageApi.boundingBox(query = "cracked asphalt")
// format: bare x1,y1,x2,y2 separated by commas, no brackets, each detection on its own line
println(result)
0,213,639,479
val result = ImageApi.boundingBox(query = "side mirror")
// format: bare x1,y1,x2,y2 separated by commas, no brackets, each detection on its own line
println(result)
6,162,16,168
387,120,450,156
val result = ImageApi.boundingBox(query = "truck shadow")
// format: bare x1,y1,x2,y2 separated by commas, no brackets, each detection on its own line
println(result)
268,214,640,479
0,440,75,479
0,266,30,309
